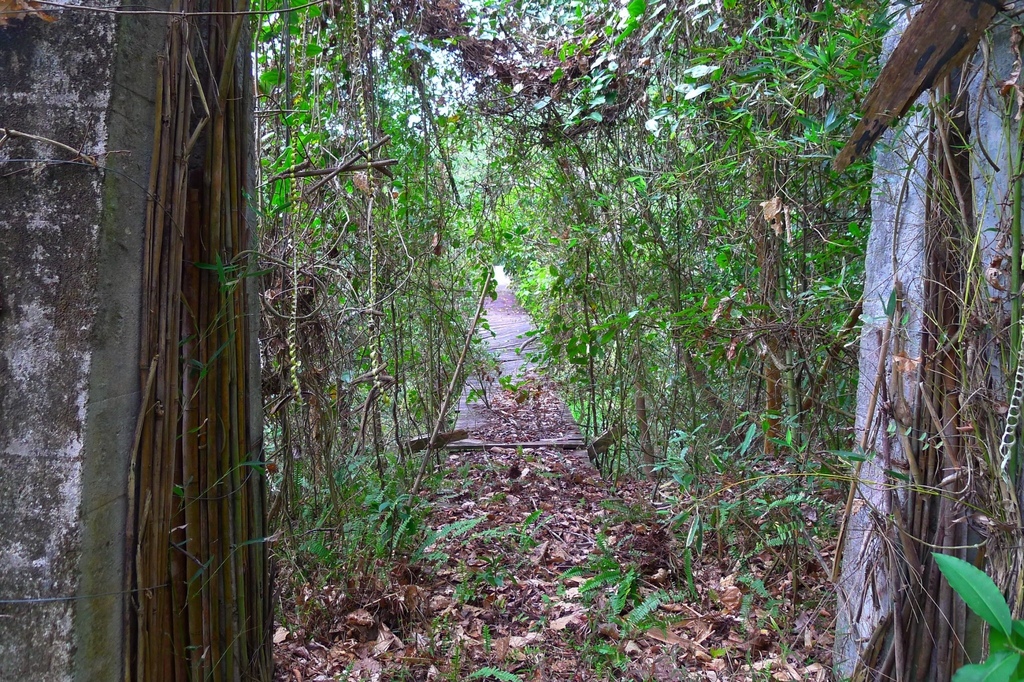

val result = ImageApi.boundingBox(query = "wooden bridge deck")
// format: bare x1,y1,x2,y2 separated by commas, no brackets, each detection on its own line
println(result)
450,280,582,449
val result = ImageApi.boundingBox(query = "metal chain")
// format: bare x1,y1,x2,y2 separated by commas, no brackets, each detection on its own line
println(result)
999,343,1024,473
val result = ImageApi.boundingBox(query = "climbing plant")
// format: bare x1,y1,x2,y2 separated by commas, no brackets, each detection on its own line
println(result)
450,0,887,479
252,0,493,601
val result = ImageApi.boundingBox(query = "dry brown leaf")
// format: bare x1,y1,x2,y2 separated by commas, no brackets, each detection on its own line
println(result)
707,657,727,672
760,196,785,236
1001,27,1024,119
354,656,383,677
891,351,920,374
645,626,688,646
346,608,374,628
373,623,401,656
650,567,669,585
493,636,510,661
986,266,1007,291
429,594,452,614
547,541,570,563
549,612,583,631
353,171,372,195
720,585,742,612
0,0,56,26
273,626,290,644
530,540,550,565
508,632,543,648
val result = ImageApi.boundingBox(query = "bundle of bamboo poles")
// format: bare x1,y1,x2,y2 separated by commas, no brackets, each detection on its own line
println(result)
130,1,270,679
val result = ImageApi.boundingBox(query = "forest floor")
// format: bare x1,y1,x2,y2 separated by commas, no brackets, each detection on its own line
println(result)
272,286,839,681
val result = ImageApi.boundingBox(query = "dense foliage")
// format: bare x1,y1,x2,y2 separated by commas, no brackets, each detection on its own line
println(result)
460,0,889,477
251,0,893,676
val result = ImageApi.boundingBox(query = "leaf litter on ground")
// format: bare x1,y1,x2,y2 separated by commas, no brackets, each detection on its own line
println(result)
272,378,838,681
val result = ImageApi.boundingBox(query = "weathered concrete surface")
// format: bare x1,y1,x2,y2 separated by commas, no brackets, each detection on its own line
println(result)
0,4,164,679
834,8,929,674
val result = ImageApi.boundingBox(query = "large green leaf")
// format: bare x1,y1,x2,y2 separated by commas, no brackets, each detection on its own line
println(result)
951,652,1020,682
933,554,1012,637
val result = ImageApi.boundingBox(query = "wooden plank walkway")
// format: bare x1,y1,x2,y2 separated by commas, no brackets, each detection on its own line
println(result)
444,438,585,451
451,276,583,449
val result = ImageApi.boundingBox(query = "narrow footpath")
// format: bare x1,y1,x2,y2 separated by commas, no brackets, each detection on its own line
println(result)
272,281,834,682
452,277,584,450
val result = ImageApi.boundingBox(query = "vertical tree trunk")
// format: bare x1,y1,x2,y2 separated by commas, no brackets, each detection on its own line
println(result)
836,10,1023,680
635,388,656,479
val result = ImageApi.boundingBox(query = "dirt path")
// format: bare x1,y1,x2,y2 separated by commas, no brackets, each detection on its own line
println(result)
272,406,834,681
271,285,836,681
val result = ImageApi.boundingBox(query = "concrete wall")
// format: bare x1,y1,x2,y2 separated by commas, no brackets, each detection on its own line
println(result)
0,3,165,679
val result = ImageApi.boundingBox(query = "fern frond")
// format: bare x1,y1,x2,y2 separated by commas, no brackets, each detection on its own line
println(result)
414,515,485,560
468,666,520,681
610,568,637,614
582,569,623,595
625,590,666,628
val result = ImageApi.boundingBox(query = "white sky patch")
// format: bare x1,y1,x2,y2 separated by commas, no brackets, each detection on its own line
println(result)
493,264,511,287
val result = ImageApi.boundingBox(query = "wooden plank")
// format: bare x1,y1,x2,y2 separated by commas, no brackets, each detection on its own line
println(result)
587,424,623,460
405,429,469,453
445,438,586,451
834,0,1000,172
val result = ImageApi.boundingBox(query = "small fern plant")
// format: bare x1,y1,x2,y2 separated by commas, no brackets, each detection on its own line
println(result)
468,666,519,681
934,553,1024,681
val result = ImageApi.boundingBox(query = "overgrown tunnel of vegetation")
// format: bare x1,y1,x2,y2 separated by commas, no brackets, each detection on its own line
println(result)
251,0,1024,679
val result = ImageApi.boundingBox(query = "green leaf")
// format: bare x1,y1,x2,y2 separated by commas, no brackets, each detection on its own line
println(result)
685,83,712,100
1013,619,1024,644
626,176,647,193
738,423,758,456
685,64,719,79
989,627,1010,653
468,667,520,681
685,513,702,551
259,68,283,91
615,21,637,45
627,0,646,19
951,652,1020,682
933,554,1012,637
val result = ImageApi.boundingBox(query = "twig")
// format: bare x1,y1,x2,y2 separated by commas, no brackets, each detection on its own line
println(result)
0,127,98,166
412,270,493,494
268,136,393,182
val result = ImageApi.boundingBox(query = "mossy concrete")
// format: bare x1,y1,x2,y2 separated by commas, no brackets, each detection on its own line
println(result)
0,2,165,678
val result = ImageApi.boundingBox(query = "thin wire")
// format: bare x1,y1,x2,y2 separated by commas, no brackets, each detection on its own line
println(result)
8,0,328,17
0,584,169,605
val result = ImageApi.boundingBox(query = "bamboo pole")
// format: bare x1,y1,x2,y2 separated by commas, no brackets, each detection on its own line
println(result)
412,270,493,493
